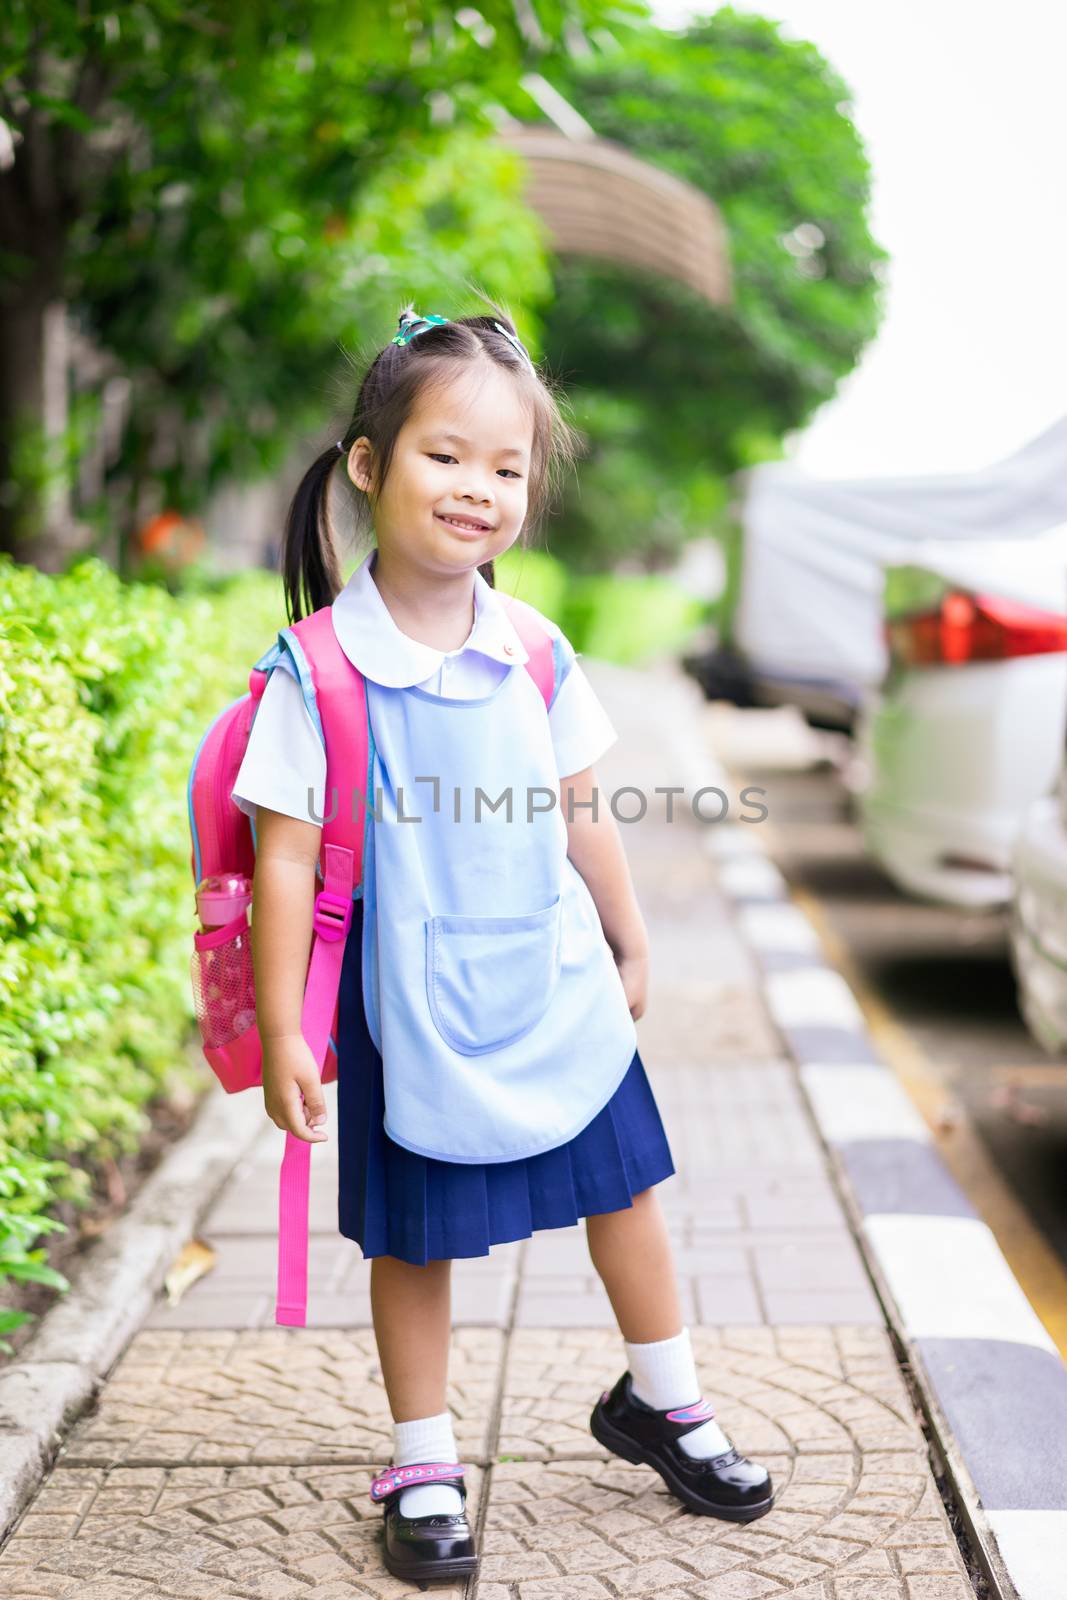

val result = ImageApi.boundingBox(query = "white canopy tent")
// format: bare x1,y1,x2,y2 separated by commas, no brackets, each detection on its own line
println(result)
733,415,1067,693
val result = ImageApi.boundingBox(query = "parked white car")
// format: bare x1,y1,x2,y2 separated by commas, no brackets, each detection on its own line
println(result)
719,416,1067,736
856,530,1067,908
1011,769,1067,1052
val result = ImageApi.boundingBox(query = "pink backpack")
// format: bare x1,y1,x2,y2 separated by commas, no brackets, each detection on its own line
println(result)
187,598,557,1325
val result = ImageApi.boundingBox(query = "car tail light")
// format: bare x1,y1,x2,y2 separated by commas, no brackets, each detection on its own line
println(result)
886,591,1067,667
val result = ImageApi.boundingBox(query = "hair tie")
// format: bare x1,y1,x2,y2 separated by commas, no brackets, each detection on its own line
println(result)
335,440,345,453
393,311,450,347
389,309,534,368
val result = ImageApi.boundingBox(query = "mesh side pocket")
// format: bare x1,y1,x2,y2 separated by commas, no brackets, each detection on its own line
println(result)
191,917,257,1049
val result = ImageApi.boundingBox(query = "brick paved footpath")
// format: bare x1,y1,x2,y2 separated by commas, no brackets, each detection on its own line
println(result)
0,661,978,1599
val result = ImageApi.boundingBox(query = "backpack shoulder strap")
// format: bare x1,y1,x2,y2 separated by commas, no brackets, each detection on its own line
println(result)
498,595,558,711
272,606,368,1331
280,610,370,868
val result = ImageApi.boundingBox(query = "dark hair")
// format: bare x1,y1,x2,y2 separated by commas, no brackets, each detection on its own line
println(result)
281,290,581,622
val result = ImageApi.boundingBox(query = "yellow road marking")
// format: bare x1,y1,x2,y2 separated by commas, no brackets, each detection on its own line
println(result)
791,883,1067,1361
986,1064,1067,1086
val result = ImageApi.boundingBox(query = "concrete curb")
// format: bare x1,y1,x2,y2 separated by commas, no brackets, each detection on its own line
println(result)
647,674,1066,1600
708,816,1067,1600
0,1077,265,1544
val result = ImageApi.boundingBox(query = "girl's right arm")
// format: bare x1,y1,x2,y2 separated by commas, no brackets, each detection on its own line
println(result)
251,805,330,1143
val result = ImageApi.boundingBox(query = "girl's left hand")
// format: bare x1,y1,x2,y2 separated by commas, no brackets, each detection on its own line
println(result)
616,949,649,1021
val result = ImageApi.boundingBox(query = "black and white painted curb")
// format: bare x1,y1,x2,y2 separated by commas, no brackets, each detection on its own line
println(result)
707,815,1067,1600
594,660,1067,1599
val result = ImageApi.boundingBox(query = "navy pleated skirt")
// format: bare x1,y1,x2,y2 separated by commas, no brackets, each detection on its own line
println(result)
336,898,675,1265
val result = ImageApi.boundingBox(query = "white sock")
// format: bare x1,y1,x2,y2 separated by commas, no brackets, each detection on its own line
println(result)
392,1412,464,1517
624,1327,734,1459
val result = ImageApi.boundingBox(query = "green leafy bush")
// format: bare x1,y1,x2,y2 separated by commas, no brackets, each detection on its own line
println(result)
494,546,571,620
0,555,285,1345
496,546,705,662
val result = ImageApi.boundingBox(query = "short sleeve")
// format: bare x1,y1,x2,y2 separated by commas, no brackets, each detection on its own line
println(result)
231,661,327,826
546,628,618,779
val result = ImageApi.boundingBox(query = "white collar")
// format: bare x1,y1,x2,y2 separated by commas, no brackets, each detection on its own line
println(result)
331,547,530,687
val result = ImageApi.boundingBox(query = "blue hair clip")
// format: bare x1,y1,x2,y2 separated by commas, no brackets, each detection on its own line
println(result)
493,320,535,369
392,312,450,347
390,311,534,368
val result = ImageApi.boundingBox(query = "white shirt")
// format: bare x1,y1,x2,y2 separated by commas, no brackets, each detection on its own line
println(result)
232,547,618,825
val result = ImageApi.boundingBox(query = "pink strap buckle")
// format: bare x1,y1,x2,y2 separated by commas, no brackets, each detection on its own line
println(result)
369,1461,467,1502
313,888,353,942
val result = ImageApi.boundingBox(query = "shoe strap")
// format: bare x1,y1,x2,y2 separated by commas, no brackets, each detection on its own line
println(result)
604,1385,718,1437
662,1400,741,1465
369,1461,467,1503
663,1397,717,1430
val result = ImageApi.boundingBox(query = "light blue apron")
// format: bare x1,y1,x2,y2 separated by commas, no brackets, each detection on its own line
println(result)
360,663,637,1164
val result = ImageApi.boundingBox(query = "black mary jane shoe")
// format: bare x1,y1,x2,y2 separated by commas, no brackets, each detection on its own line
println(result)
590,1371,775,1523
369,1460,480,1588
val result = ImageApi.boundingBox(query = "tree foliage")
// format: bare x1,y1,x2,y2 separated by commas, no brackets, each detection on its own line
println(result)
535,7,886,570
0,0,642,558
1,4,883,576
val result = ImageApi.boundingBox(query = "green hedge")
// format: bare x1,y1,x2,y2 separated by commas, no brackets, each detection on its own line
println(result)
0,544,701,1346
0,555,283,1345
496,546,706,661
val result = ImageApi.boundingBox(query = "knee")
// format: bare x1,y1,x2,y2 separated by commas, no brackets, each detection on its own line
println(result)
372,1254,453,1276
615,1187,658,1219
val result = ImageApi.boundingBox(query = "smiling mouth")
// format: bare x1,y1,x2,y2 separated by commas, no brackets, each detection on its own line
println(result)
436,513,494,533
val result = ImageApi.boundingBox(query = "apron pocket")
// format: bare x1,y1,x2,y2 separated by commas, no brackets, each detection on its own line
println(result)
426,895,563,1055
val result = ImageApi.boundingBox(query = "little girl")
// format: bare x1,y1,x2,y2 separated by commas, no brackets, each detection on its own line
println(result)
232,304,773,1585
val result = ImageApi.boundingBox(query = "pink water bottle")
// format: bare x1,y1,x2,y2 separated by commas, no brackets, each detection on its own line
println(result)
196,873,252,932
191,874,256,1048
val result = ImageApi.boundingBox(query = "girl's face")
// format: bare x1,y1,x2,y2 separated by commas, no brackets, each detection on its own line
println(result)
351,363,534,577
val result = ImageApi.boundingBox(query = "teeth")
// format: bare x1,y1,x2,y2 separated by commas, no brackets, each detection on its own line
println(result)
441,515,484,530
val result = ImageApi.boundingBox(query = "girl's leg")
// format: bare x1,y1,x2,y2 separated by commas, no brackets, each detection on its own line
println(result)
370,1255,465,1517
369,1254,452,1419
584,1184,682,1342
586,1186,734,1457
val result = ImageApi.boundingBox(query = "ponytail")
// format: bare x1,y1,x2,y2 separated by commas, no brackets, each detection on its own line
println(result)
282,445,345,623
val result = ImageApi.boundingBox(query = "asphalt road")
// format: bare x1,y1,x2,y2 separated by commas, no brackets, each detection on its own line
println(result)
707,702,1067,1321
